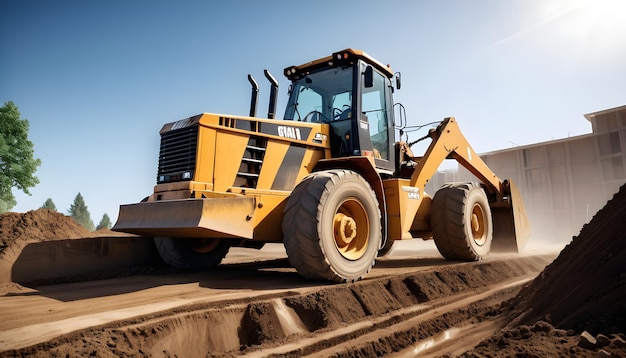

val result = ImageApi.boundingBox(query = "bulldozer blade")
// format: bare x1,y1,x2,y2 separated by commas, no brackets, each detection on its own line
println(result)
112,198,256,239
490,180,530,253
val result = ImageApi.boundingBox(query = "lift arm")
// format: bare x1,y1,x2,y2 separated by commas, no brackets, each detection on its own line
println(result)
410,117,503,196
406,117,529,252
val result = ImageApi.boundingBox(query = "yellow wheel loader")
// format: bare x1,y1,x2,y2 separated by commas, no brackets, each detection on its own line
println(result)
113,49,529,282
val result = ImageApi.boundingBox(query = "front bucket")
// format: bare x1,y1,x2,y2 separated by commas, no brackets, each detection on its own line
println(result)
112,198,256,239
490,179,530,253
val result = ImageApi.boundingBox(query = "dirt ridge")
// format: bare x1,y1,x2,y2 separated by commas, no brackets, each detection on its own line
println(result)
0,255,553,357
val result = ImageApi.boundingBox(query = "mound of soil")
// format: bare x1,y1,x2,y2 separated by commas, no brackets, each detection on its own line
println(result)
0,209,89,257
513,183,626,333
460,183,626,357
0,209,89,287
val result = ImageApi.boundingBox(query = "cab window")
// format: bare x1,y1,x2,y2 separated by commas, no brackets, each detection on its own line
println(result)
361,66,389,160
284,66,353,123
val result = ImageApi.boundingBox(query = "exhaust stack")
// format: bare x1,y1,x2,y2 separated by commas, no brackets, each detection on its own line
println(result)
248,74,259,117
264,69,278,119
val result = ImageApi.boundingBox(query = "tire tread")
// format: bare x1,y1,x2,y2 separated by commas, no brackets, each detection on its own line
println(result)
283,170,381,282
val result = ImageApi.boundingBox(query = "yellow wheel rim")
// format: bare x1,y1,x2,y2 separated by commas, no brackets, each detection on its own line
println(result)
333,198,369,260
471,203,487,246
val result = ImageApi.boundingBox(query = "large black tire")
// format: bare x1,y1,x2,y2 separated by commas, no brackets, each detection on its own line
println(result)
282,170,382,282
154,237,233,270
430,182,493,261
377,238,395,257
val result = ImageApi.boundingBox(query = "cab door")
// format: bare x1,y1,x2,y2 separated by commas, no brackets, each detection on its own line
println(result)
359,63,395,172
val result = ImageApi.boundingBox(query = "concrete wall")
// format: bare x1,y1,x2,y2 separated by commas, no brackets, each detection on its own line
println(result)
455,105,626,243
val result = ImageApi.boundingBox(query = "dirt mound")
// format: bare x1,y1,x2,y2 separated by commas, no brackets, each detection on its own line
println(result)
0,209,89,257
0,209,89,287
511,183,626,334
458,184,626,357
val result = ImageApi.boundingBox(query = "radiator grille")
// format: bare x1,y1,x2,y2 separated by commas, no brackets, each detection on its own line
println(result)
157,125,198,183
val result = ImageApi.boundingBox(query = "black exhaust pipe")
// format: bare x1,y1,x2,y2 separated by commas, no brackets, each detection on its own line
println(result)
264,69,278,119
248,74,259,117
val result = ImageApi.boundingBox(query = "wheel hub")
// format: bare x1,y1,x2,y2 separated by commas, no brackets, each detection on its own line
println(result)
333,198,369,260
334,213,357,244
471,203,487,246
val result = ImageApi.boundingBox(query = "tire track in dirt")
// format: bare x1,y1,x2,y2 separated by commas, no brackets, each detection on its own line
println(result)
0,254,555,357
252,277,533,358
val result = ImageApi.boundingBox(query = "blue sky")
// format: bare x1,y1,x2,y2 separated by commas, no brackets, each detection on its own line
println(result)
2,0,625,224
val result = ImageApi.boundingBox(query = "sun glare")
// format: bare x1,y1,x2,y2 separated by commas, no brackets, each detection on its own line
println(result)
543,0,626,54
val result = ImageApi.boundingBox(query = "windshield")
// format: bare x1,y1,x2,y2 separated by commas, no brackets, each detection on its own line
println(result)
283,66,353,123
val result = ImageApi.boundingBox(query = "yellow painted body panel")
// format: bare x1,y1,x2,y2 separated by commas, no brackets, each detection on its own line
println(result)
114,113,330,241
214,131,249,192
382,178,434,241
195,124,216,185
114,112,528,251
257,140,290,189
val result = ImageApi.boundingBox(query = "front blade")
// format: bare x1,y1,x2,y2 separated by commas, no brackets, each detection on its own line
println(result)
112,198,256,239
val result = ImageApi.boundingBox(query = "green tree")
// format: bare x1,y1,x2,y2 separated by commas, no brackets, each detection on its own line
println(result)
68,192,95,231
96,213,112,230
41,198,57,211
0,101,42,213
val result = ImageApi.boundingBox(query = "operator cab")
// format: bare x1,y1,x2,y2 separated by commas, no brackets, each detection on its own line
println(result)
283,49,397,173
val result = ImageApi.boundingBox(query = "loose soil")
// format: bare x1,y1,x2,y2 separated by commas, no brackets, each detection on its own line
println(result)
458,182,626,357
0,183,625,357
0,209,88,257
0,209,89,291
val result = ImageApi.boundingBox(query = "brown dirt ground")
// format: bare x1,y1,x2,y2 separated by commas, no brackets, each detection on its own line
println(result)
1,183,625,357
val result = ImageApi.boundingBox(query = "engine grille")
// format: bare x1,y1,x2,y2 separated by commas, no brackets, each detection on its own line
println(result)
157,125,198,183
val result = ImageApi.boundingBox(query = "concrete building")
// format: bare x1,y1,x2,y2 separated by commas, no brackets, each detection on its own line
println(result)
449,105,626,243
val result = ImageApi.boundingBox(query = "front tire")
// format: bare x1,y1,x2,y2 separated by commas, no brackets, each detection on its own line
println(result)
377,238,395,257
154,237,233,270
430,182,493,261
283,170,382,282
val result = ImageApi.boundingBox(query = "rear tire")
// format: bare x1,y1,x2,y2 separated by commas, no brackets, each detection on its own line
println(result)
282,170,382,282
430,182,493,261
154,237,233,270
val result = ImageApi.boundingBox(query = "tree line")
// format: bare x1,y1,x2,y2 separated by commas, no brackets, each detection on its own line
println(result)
1,101,40,213
1,101,111,231
41,194,112,231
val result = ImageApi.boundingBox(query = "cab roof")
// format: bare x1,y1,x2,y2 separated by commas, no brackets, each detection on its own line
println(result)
284,48,394,80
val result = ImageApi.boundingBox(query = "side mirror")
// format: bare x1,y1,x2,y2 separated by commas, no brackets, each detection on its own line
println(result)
395,72,401,90
364,66,374,88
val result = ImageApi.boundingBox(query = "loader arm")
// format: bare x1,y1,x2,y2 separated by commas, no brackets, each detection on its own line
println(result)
410,117,502,197
407,117,529,252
